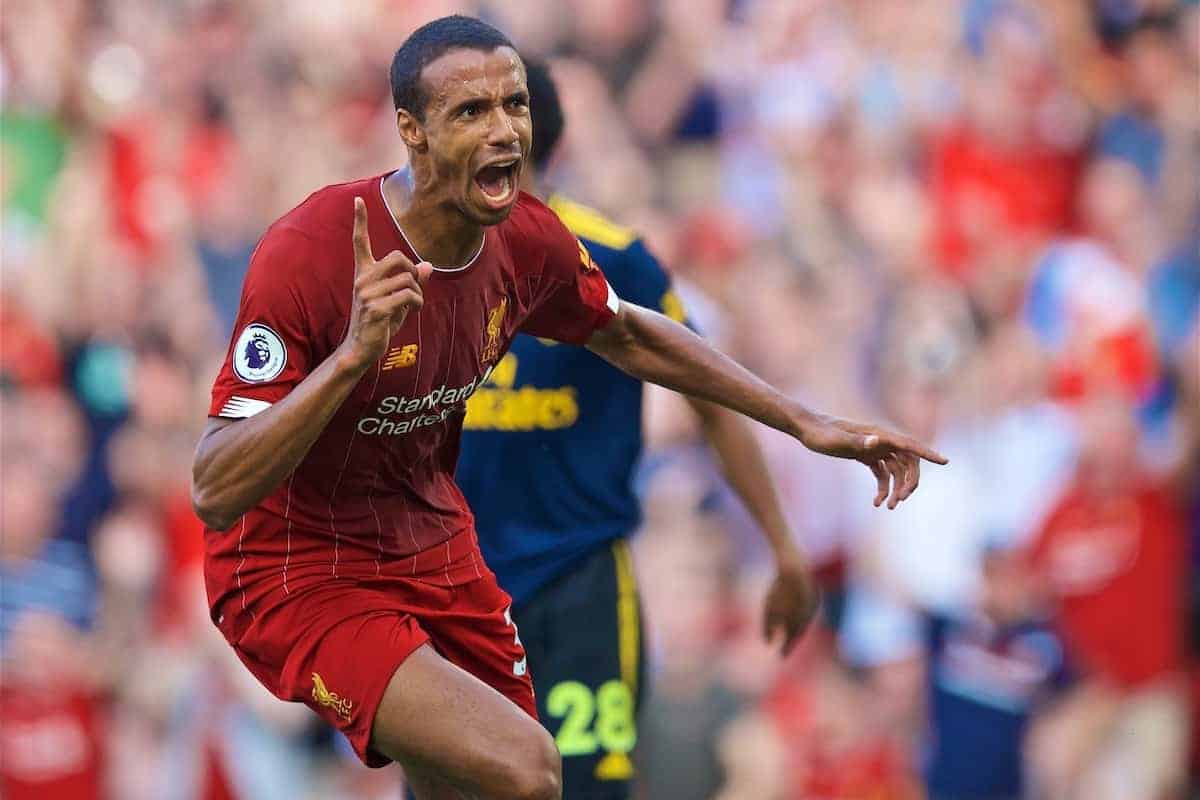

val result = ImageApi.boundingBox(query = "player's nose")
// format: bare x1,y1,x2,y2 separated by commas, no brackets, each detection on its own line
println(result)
485,107,520,148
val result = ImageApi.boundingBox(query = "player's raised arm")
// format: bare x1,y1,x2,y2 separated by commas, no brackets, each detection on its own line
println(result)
585,302,948,510
191,198,432,530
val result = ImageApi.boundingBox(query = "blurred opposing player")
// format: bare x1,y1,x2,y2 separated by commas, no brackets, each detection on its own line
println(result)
191,15,946,800
456,59,820,799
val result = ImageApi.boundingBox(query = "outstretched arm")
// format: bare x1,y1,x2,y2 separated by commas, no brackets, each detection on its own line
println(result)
587,302,947,508
688,396,819,654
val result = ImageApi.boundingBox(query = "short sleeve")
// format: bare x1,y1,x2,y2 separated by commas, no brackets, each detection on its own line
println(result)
519,218,619,344
209,226,316,418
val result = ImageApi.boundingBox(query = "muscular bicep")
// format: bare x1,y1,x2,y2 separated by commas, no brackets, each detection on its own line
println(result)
583,300,709,384
194,416,242,469
200,416,240,443
584,300,641,361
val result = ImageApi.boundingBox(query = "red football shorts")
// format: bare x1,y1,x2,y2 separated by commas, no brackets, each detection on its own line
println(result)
210,531,535,767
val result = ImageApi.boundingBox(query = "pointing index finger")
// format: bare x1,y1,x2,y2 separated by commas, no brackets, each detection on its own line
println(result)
909,441,948,466
885,432,948,466
352,196,374,268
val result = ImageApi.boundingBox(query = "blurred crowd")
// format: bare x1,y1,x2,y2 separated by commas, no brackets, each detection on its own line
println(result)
2,0,1198,798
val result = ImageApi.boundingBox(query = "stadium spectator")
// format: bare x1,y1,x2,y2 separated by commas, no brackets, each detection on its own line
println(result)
1026,396,1189,799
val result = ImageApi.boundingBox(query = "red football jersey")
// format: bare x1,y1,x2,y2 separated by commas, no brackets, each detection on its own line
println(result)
0,687,104,800
1029,483,1185,688
205,174,617,619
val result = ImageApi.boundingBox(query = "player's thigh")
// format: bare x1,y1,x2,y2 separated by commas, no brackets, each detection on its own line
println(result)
516,541,644,799
372,643,559,800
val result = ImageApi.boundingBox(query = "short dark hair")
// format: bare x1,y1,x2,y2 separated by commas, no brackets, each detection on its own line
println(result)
524,59,565,171
390,15,516,119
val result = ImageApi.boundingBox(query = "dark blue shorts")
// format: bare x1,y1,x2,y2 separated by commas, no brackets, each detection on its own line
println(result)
514,539,646,800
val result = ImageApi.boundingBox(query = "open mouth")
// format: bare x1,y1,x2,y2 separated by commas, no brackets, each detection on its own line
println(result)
473,158,520,209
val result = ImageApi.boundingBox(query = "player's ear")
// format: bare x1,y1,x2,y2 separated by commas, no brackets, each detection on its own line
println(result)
397,109,427,152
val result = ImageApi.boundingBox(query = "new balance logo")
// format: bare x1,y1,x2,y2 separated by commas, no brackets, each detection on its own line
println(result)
383,344,418,370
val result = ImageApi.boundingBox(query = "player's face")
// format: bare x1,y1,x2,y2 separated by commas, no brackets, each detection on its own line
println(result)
415,47,531,226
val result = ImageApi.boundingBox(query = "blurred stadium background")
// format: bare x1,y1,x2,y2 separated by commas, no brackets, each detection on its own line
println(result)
1,0,1198,798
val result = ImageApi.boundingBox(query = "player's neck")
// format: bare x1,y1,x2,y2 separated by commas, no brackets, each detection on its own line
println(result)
383,169,486,268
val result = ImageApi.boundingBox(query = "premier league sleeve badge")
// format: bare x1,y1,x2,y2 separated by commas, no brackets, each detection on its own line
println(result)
233,323,288,383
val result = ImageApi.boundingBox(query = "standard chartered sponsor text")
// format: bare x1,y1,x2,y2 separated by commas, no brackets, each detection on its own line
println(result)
357,367,491,436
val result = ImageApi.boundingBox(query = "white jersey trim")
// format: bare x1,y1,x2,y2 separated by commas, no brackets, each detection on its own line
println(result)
605,280,621,314
379,173,485,272
219,396,273,418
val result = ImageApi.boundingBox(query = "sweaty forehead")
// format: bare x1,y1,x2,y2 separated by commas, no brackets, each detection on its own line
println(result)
421,46,525,109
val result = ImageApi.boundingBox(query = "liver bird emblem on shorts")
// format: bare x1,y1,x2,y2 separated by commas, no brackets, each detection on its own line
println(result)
311,672,353,721
481,298,507,365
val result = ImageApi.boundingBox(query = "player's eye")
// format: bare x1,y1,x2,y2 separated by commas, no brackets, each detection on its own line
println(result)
505,95,528,111
460,102,483,118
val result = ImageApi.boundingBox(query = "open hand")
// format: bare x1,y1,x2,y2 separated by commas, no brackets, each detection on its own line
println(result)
799,416,948,509
339,196,433,371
